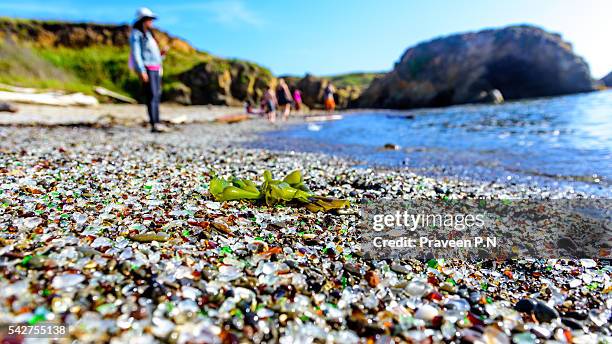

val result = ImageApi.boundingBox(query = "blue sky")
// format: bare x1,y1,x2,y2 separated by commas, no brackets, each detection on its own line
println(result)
1,0,611,78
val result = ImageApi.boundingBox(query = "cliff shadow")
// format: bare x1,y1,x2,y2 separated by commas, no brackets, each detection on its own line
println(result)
482,56,561,100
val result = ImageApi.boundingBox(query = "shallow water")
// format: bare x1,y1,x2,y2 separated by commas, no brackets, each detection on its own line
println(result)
251,90,612,196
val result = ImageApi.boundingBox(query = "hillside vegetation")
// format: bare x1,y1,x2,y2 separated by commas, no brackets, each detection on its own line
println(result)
0,18,376,107
0,39,83,91
0,17,273,104
329,72,383,90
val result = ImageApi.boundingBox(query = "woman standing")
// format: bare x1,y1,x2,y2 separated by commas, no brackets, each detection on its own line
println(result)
324,83,336,112
275,79,293,121
130,7,167,133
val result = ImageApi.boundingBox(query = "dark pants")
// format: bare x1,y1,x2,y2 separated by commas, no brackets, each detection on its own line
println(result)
144,70,161,127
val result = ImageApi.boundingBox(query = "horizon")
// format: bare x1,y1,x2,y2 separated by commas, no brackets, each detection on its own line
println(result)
0,1,611,78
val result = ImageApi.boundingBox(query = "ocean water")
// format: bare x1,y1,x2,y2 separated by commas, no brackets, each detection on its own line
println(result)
251,90,612,196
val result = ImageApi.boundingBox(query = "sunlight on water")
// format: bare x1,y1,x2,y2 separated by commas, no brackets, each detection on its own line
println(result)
253,90,612,196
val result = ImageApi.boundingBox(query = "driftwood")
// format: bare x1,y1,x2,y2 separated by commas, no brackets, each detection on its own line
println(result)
0,83,39,94
167,115,188,124
94,86,137,104
0,91,98,107
215,114,251,124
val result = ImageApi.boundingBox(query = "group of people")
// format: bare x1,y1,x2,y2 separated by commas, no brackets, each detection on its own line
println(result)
261,79,302,122
130,7,337,131
255,79,302,123
247,80,337,123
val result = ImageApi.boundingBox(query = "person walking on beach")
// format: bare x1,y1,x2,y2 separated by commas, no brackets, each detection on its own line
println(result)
324,83,336,112
276,79,293,121
293,89,303,112
262,86,277,123
130,7,168,133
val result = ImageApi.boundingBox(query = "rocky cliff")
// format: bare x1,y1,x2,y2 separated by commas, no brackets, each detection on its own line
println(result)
0,18,379,108
602,72,612,87
179,59,273,106
0,17,193,52
358,25,596,109
283,73,380,109
0,18,272,105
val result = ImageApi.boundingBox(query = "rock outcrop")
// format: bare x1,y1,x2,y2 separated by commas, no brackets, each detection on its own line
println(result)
0,18,378,108
0,18,274,105
179,60,273,106
162,82,191,105
0,18,193,52
358,25,596,109
284,74,362,109
602,72,612,87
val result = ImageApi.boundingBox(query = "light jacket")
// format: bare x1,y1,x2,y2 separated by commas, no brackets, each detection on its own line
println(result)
129,29,162,73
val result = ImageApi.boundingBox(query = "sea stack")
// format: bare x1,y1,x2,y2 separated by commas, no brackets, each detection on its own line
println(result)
358,25,596,109
602,72,612,87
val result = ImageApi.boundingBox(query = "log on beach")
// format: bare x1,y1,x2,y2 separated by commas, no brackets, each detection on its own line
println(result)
94,86,137,104
215,113,251,124
0,91,99,107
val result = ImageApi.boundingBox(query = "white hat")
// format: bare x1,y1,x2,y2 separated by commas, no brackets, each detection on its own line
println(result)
135,7,157,22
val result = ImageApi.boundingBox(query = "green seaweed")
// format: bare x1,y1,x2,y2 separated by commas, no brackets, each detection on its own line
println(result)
305,196,351,212
209,170,349,212
210,176,261,201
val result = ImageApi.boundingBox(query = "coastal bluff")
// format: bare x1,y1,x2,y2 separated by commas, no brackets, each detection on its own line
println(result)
0,18,369,108
358,25,596,109
0,18,273,105
0,18,193,52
